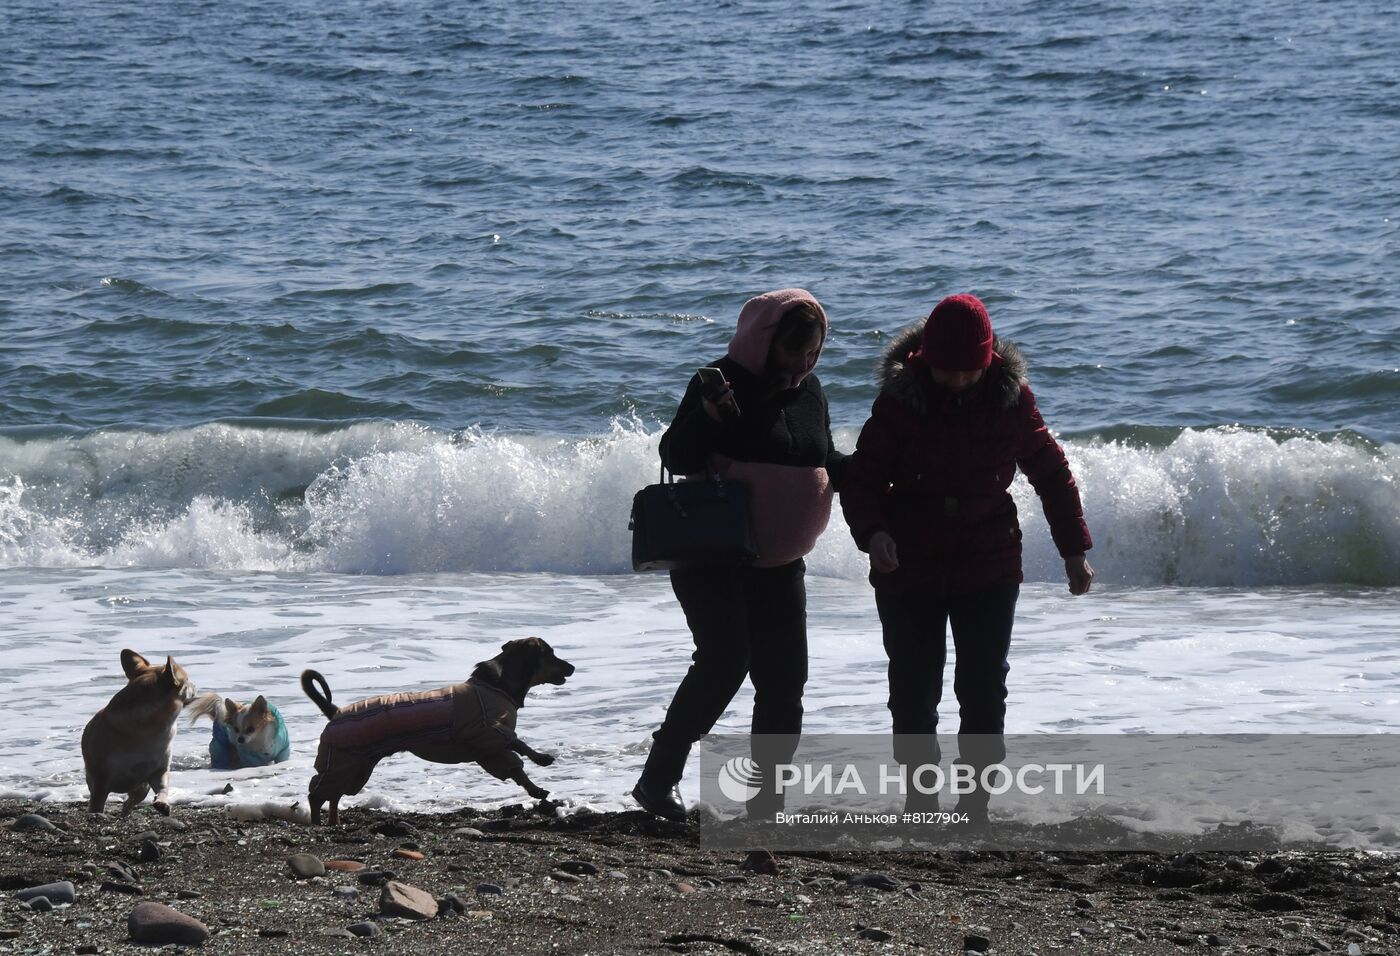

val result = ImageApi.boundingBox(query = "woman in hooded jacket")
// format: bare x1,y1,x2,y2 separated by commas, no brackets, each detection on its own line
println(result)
632,288,846,822
841,294,1094,824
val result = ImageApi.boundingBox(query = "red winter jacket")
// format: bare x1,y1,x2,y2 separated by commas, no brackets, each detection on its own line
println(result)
841,325,1091,594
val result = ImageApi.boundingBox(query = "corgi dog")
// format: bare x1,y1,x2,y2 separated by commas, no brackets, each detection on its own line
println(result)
81,649,199,815
187,694,291,770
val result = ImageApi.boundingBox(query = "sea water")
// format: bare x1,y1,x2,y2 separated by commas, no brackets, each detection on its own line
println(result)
2,0,1397,844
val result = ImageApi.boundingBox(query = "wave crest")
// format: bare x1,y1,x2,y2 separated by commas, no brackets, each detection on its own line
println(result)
2,422,1396,586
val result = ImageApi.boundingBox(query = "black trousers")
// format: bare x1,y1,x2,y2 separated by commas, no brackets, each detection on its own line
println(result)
877,580,1019,784
642,559,807,786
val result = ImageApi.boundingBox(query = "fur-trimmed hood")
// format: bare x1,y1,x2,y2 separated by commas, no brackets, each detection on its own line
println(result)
877,322,1028,416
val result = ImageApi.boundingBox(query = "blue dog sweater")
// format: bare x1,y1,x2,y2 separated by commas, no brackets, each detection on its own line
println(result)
210,703,291,770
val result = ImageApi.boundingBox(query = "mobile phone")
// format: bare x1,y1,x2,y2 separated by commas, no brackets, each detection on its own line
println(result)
696,366,740,417
696,366,727,396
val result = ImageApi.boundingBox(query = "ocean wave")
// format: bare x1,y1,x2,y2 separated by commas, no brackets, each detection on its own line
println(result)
1,421,1397,586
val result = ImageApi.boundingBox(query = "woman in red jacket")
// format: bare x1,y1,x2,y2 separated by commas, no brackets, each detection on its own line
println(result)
841,293,1094,824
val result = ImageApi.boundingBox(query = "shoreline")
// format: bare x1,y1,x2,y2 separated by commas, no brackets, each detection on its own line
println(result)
2,800,1396,954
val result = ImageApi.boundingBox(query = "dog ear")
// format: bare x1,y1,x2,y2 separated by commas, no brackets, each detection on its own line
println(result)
120,649,151,679
159,657,179,687
250,696,268,716
224,698,242,719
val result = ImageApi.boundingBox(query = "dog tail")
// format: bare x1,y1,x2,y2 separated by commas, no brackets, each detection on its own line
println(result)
186,692,225,725
301,669,338,720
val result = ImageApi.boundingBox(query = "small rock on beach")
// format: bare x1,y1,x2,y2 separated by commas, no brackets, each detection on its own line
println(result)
380,880,438,920
16,882,76,905
127,901,209,945
287,853,326,879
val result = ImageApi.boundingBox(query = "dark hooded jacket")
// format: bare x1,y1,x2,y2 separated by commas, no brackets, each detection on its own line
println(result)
659,289,847,567
841,323,1091,594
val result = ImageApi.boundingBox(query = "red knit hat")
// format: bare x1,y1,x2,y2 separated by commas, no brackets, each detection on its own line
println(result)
913,294,993,371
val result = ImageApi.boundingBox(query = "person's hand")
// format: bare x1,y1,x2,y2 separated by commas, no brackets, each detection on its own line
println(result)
701,384,739,422
1065,555,1094,595
868,530,899,574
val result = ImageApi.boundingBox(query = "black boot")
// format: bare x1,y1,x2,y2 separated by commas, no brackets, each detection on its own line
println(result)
632,778,688,822
632,735,690,822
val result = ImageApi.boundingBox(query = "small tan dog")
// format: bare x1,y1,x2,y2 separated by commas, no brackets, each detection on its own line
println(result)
82,649,199,815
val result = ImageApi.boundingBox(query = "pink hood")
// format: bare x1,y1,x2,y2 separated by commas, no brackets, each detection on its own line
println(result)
726,288,828,379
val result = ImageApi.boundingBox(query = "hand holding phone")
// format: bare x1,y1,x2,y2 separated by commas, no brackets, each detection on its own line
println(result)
696,366,740,420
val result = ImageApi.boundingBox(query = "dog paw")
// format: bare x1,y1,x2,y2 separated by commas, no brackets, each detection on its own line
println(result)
532,753,556,767
153,801,171,817
527,788,550,801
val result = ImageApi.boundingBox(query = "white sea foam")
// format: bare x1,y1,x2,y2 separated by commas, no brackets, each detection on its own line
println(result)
1,421,1397,585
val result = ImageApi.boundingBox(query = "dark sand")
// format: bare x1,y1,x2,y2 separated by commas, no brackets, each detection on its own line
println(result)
1,800,1396,954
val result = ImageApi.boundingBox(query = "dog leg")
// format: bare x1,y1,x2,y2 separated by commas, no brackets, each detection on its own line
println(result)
328,799,340,826
149,769,172,816
120,784,151,816
509,769,551,801
508,733,555,766
87,773,108,814
510,738,555,767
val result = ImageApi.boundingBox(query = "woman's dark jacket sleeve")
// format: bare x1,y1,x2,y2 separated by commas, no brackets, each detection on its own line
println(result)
658,373,726,475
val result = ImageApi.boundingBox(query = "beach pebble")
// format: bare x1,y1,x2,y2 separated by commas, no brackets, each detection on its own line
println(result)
107,862,138,883
849,873,901,892
371,819,414,838
453,826,487,839
1206,935,1225,947
1075,896,1094,909
606,870,629,880
137,838,162,863
12,813,58,833
858,927,893,942
392,847,425,861
439,893,469,915
1342,930,1368,942
332,886,359,901
380,880,438,920
550,870,582,883
556,859,599,876
964,933,992,952
127,901,209,945
476,882,504,895
673,881,697,894
347,921,381,937
358,869,395,886
76,945,98,955
17,882,75,905
100,881,143,895
287,854,325,879
25,895,54,912
741,849,780,875
0,929,19,940
176,889,203,899
1347,944,1362,956
324,859,366,872
1249,893,1304,912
